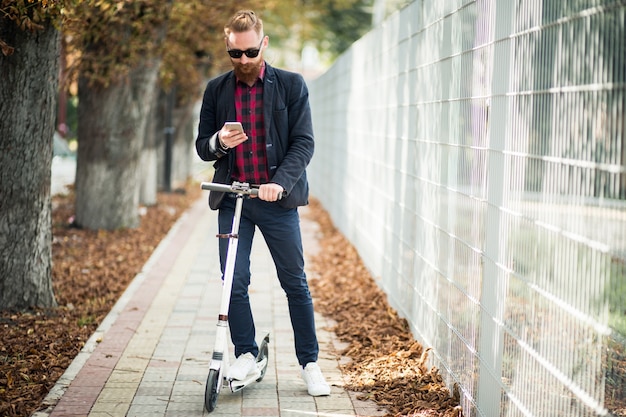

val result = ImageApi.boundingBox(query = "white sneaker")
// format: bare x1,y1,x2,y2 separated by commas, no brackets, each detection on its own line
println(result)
227,352,260,380
301,362,331,396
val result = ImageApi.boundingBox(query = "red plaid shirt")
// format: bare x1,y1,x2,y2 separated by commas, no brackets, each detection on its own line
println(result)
232,65,269,185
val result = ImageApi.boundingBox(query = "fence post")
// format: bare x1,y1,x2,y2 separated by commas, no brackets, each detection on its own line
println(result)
476,2,513,416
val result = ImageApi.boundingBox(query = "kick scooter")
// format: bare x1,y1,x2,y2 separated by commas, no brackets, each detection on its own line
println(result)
200,181,271,413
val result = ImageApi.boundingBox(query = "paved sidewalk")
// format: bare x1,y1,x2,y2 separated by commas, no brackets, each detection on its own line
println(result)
35,196,383,417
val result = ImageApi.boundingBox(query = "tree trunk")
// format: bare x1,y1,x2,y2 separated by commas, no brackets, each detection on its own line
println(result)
75,61,160,230
171,103,196,188
156,94,196,191
139,86,159,206
0,20,59,309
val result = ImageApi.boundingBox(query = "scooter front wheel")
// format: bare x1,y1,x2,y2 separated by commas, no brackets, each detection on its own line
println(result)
204,369,220,412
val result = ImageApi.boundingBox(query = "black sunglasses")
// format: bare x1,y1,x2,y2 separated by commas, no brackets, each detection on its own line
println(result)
227,39,263,59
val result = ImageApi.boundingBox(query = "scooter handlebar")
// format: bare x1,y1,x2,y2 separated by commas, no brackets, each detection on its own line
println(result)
201,181,258,195
201,181,285,199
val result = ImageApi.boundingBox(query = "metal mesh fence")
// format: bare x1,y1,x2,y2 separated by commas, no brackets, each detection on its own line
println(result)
307,1,626,416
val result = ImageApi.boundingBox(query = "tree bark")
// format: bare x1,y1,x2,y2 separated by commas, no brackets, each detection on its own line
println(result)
139,86,159,206
0,20,59,309
75,60,160,230
156,95,196,191
171,103,196,188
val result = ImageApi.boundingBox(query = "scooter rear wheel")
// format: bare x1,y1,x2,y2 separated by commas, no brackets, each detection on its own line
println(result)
256,334,270,382
204,369,219,412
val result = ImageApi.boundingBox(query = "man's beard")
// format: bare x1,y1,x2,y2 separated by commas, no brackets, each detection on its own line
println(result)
233,61,263,86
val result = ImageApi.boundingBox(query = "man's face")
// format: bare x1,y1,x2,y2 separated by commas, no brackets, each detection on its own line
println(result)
227,30,266,85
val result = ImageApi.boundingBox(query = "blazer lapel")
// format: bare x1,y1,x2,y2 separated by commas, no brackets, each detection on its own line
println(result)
225,72,238,121
262,64,277,171
263,64,275,136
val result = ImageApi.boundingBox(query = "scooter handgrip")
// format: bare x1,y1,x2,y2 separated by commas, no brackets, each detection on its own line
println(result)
250,188,285,200
201,182,233,193
248,188,284,200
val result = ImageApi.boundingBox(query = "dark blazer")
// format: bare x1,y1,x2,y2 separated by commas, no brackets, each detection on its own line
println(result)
195,63,314,210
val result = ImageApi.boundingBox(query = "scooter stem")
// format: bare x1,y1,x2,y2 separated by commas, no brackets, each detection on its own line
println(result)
219,194,244,318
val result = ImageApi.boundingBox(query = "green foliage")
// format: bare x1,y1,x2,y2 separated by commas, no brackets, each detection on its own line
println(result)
308,0,373,57
2,0,374,105
262,0,373,60
0,0,63,55
62,0,173,88
159,1,256,104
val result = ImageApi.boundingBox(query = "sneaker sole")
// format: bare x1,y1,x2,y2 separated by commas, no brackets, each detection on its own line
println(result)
307,386,331,396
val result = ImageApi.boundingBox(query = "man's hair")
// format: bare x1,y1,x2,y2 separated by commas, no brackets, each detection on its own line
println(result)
224,10,264,38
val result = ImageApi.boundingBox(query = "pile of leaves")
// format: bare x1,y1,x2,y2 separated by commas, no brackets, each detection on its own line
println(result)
304,199,463,417
0,183,200,417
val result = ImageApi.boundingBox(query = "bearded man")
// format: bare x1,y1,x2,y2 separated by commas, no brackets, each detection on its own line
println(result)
195,10,330,397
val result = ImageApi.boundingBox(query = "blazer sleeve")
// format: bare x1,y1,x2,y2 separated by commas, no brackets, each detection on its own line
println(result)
195,77,230,162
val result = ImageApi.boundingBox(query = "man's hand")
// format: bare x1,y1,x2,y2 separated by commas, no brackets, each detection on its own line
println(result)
257,183,285,202
218,125,248,149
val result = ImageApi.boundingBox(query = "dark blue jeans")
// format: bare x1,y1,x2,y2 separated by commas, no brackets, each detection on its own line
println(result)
218,196,319,367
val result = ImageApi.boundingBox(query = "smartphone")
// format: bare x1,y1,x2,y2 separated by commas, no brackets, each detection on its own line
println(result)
224,122,243,132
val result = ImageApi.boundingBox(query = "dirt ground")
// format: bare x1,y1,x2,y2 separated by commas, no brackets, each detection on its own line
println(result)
0,183,464,417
